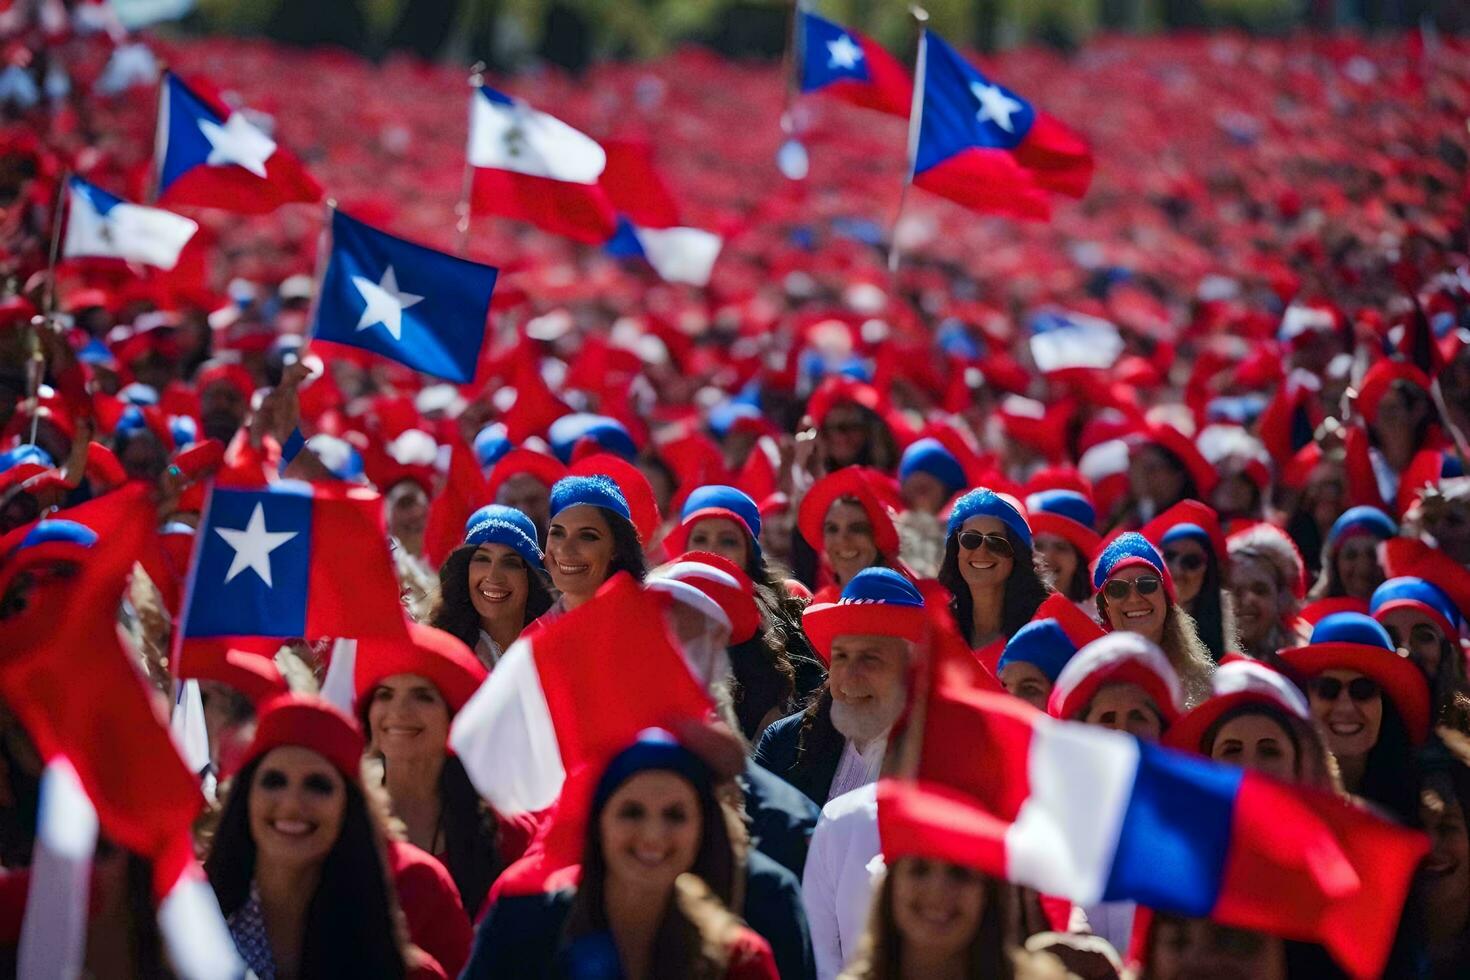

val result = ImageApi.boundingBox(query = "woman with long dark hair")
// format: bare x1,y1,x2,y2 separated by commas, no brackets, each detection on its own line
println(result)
1280,613,1430,824
937,488,1052,672
1308,506,1395,602
1372,577,1470,734
429,504,554,667
461,728,778,979
204,695,416,979
355,622,506,919
797,467,905,603
1111,423,1216,530
1142,501,1236,663
543,475,648,614
1025,489,1100,608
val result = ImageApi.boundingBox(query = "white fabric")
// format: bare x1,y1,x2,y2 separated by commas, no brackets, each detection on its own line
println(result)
318,638,358,716
476,629,505,668
468,89,605,184
170,679,212,777
827,735,885,802
63,182,197,270
157,874,247,980
802,783,882,980
1006,715,1139,906
19,759,97,980
1081,899,1137,957
633,226,723,286
449,635,564,815
1029,311,1123,373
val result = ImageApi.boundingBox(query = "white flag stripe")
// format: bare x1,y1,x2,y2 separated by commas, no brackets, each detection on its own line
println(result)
634,226,723,286
19,759,98,980
170,679,212,777
318,637,359,716
1005,715,1138,905
468,90,605,185
449,636,565,815
63,182,197,270
1028,312,1123,373
157,875,247,980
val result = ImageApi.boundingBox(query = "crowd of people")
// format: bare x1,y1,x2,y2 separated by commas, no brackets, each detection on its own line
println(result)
0,5,1469,980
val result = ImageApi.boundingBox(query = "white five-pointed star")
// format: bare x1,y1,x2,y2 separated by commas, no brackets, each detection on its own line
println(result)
215,503,298,588
827,34,864,70
970,81,1024,133
198,112,277,178
352,266,423,342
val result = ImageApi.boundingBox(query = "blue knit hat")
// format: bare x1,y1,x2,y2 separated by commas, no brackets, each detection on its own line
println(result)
464,504,544,571
838,567,925,607
549,474,632,522
998,619,1078,683
1160,522,1210,548
1371,577,1462,641
1090,532,1176,600
548,413,637,463
899,438,967,497
946,488,1032,549
473,424,513,469
592,728,714,813
1327,506,1397,548
1027,489,1096,530
671,485,763,561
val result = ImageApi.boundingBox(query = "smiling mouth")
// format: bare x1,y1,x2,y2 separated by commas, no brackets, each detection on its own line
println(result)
555,560,590,576
1123,609,1152,620
269,819,316,837
381,725,424,738
833,549,862,561
1328,721,1364,736
1423,856,1461,877
477,586,511,602
631,847,672,868
966,560,997,570
912,906,960,928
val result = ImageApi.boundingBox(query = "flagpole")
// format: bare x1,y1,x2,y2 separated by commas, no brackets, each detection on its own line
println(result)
29,170,69,445
149,66,169,205
455,62,486,257
887,6,928,277
299,198,336,362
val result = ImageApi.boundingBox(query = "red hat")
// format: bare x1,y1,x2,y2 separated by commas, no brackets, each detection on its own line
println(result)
1139,500,1229,569
803,568,928,664
1163,659,1310,756
1047,632,1184,726
1279,614,1430,745
485,447,567,498
1129,422,1219,497
652,553,761,645
1357,360,1432,428
1381,538,1470,628
238,695,365,783
353,623,488,717
1298,596,1369,627
797,466,901,560
569,453,660,543
195,362,255,402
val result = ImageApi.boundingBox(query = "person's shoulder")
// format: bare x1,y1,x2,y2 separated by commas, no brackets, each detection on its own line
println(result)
754,709,806,759
744,760,820,820
745,847,801,896
388,839,457,892
817,781,878,825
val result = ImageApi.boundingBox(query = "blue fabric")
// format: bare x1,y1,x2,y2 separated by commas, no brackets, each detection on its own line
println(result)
839,567,924,607
0,444,53,472
473,424,512,469
312,208,499,384
1030,489,1096,529
158,73,224,194
1160,522,1210,548
915,32,1036,175
681,484,762,538
1371,577,1462,627
1327,505,1397,547
741,760,820,880
998,618,1076,682
799,10,874,92
753,708,843,808
946,487,1032,547
303,435,364,482
16,520,97,552
899,438,967,495
591,729,713,813
1092,532,1166,589
1311,611,1395,651
548,413,637,463
549,474,631,522
745,850,817,980
465,504,544,570
1101,740,1243,915
278,426,306,469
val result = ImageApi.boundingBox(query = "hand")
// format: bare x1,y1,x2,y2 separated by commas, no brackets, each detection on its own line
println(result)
253,362,311,446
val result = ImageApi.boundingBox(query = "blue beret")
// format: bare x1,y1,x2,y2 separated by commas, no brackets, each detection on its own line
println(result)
550,475,632,523
473,424,512,469
899,438,967,496
998,619,1077,683
464,504,544,570
946,488,1032,549
548,413,637,463
1327,506,1397,548
593,729,713,814
1160,522,1210,547
840,567,925,607
1028,489,1095,530
680,485,762,539
1371,577,1462,631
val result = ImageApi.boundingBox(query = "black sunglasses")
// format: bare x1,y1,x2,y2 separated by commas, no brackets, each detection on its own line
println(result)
1309,676,1380,702
1103,576,1162,601
957,531,1014,558
1164,550,1205,573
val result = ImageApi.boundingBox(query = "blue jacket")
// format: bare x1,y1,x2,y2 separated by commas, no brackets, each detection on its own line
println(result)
753,704,843,810
742,759,819,879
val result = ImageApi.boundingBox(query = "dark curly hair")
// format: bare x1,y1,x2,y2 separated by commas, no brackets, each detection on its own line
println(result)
937,530,1052,647
428,542,556,649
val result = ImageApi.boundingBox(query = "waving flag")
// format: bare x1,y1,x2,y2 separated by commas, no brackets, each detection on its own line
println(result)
1028,308,1124,375
62,176,197,270
798,10,912,118
885,655,1425,979
599,139,724,286
911,32,1092,220
311,208,498,384
468,85,618,244
155,71,322,214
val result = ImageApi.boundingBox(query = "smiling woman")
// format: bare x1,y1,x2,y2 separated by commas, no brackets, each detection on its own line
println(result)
544,475,648,612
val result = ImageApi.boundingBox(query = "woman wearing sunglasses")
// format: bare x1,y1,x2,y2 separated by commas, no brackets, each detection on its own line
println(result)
797,467,906,604
1371,577,1470,734
1090,533,1214,705
1280,612,1430,824
1142,501,1235,663
936,489,1052,671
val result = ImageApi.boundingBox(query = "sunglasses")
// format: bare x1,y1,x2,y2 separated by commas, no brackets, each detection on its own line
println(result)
956,531,1014,558
1164,550,1205,572
1309,676,1380,702
1103,576,1163,601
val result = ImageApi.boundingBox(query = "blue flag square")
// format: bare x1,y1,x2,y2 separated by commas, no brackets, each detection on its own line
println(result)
916,33,1036,174
800,11,873,92
182,484,313,640
312,209,498,384
158,73,225,194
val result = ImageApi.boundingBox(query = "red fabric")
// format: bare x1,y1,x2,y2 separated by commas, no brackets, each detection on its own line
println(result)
241,695,366,783
599,139,683,228
914,150,1053,221
816,34,913,119
389,840,473,980
424,436,489,568
354,622,488,715
724,926,780,980
470,168,618,244
306,483,414,640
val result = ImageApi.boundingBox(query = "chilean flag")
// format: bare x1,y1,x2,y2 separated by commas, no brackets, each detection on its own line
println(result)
600,139,724,286
175,481,409,684
911,32,1092,220
62,176,198,270
467,85,619,244
154,72,322,214
798,10,912,118
888,660,1426,979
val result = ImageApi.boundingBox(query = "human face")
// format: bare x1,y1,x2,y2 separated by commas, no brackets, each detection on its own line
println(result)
1129,446,1185,511
495,474,551,540
1100,566,1167,643
1424,502,1470,565
663,601,732,691
901,471,950,516
1082,682,1164,742
1147,916,1286,980
1418,775,1470,945
1379,608,1446,683
956,516,1015,593
1335,535,1384,600
247,747,348,869
828,634,910,744
1033,534,1078,595
598,771,702,896
1163,538,1208,607
546,505,616,604
822,404,868,467
387,482,429,555
685,517,750,569
999,660,1052,711
823,499,879,586
889,858,987,959
759,506,795,565
1209,712,1297,782
467,543,530,629
200,382,246,443
1307,669,1383,762
366,673,450,763
1211,473,1258,523
1229,557,1285,650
